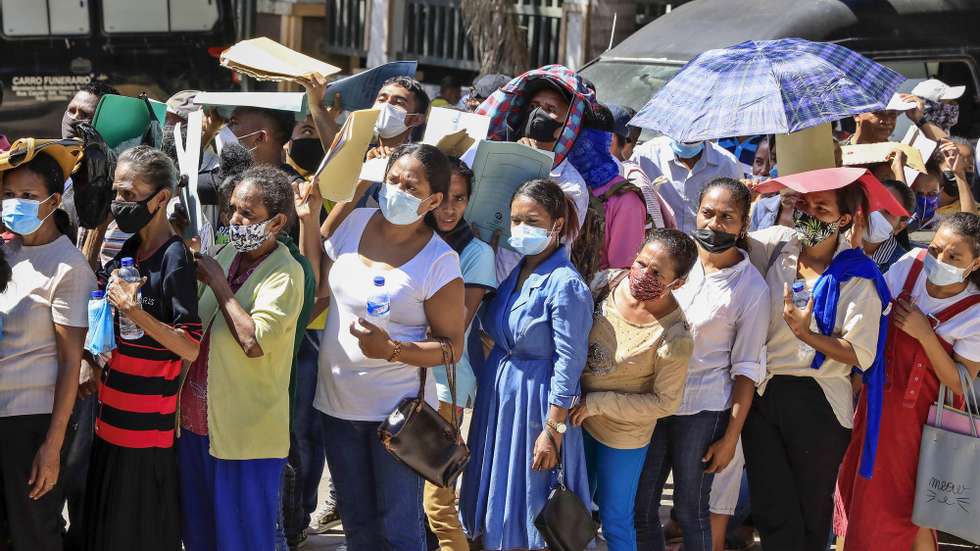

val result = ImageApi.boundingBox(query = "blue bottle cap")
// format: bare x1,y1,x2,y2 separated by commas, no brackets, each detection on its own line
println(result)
792,280,805,292
373,276,385,286
120,257,135,267
90,290,105,299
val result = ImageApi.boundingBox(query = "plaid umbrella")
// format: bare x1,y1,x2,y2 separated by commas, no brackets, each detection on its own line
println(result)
630,39,906,142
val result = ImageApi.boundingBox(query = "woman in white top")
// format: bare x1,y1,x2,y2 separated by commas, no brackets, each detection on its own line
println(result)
0,149,96,551
296,143,465,551
634,178,769,551
744,181,886,551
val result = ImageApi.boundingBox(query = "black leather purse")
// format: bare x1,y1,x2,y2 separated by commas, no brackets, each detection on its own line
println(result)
377,337,470,487
534,432,596,551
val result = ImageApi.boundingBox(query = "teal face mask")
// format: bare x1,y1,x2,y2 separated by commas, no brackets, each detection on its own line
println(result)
508,223,554,256
2,194,55,236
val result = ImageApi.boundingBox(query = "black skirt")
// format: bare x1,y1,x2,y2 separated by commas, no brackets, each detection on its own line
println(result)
83,436,181,551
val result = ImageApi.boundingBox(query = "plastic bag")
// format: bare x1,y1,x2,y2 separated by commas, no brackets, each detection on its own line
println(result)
84,293,116,356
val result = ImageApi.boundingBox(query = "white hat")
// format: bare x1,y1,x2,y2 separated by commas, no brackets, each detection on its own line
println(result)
884,93,917,112
910,79,966,102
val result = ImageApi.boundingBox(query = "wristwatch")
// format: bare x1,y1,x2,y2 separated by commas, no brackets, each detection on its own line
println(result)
545,419,567,434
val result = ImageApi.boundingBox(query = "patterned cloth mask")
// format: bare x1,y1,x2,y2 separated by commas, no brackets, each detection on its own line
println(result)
793,209,839,247
228,218,273,252
628,265,670,301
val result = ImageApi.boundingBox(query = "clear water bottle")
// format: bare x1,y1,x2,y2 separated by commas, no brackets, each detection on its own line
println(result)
791,279,810,309
366,276,390,333
791,279,813,355
117,257,144,340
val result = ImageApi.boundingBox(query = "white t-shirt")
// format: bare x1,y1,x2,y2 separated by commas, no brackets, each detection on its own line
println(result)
884,250,980,363
314,208,462,421
0,235,96,417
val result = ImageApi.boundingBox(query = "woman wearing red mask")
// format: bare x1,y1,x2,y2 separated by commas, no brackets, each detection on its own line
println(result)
568,229,697,551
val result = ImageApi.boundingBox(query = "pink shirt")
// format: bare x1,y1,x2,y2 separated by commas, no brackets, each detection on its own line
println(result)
593,176,647,271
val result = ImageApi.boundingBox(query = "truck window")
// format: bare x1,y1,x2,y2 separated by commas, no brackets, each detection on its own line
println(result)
102,0,218,33
1,0,90,36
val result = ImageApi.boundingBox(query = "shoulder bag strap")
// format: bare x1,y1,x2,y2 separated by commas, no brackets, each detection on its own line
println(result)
545,428,566,488
594,270,628,307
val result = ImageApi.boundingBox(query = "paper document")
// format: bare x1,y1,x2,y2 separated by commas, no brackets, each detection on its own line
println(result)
776,122,835,176
841,142,925,173
194,92,307,116
900,125,938,187
434,130,475,158
423,108,490,146
324,62,418,112
315,109,381,203
358,157,388,183
220,37,341,81
465,142,554,251
173,110,205,239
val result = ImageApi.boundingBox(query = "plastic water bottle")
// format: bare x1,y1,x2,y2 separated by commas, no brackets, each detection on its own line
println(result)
88,290,105,325
366,276,390,333
117,258,144,340
791,279,810,309
791,279,813,356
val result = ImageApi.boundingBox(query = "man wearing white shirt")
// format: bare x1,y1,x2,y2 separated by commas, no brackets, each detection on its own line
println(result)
631,136,742,234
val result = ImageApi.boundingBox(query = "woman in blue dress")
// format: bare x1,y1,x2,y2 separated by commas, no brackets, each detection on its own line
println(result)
460,178,594,550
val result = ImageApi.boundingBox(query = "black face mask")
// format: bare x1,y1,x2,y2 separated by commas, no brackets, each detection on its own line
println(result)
692,227,739,253
288,138,325,174
110,189,162,233
522,107,563,143
941,171,960,198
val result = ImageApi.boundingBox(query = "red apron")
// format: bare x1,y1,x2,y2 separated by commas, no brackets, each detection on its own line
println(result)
835,250,980,550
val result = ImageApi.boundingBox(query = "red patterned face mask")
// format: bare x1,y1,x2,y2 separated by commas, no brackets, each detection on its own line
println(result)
628,265,669,301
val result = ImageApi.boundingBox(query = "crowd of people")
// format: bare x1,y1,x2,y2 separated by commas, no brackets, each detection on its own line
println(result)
0,54,978,551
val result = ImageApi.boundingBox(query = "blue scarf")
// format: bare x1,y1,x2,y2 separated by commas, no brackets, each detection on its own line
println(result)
810,247,891,479
566,128,621,190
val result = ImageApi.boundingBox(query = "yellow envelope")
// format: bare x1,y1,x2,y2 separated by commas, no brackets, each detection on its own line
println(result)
776,122,836,176
435,129,475,158
220,37,341,82
315,109,381,203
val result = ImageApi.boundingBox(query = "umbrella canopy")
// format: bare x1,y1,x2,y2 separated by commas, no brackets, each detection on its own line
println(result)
629,38,905,142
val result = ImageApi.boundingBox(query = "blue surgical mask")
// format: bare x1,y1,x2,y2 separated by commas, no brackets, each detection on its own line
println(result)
2,195,56,236
914,192,940,226
508,223,553,256
670,139,704,159
379,183,427,225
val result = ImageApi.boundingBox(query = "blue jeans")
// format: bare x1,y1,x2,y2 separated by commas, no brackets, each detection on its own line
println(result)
635,410,729,551
583,432,648,551
320,411,427,551
292,331,328,524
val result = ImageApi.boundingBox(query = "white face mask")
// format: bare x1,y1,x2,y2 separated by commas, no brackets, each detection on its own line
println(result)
924,253,968,286
374,103,410,139
864,210,894,244
379,183,427,225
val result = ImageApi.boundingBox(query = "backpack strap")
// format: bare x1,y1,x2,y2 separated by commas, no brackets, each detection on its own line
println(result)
766,240,788,273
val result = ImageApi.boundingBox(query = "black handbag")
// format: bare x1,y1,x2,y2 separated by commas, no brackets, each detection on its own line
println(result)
377,337,470,487
534,432,596,551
